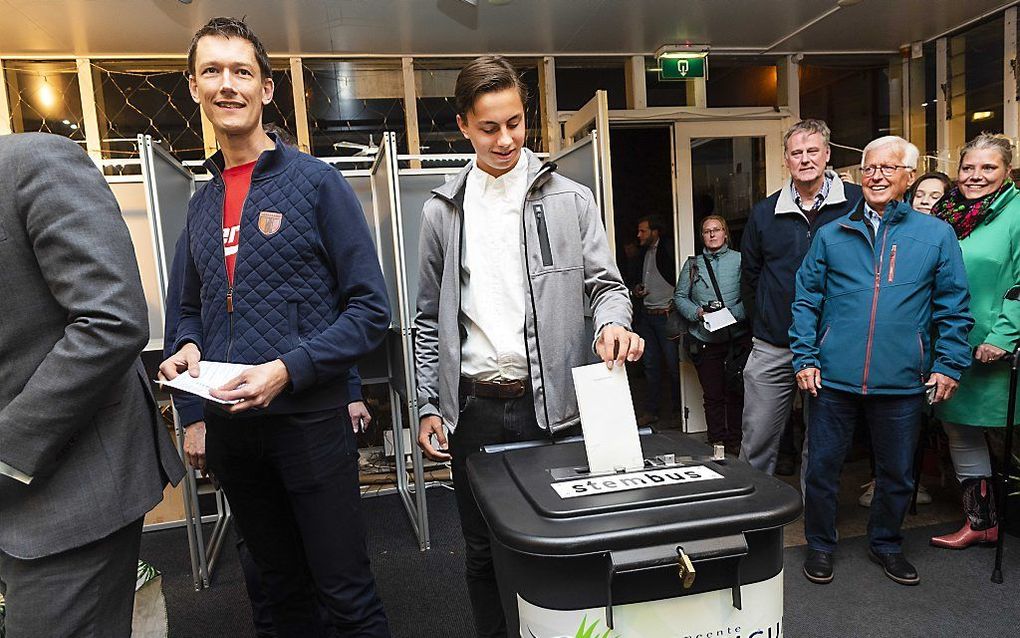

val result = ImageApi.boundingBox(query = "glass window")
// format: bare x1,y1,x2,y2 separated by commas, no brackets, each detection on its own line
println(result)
303,60,407,157
263,63,296,144
2,60,85,142
949,16,1004,151
799,60,892,169
706,58,777,108
554,59,627,111
689,136,767,251
924,41,938,165
93,61,203,161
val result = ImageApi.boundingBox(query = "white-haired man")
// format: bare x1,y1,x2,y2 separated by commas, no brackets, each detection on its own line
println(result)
789,136,973,586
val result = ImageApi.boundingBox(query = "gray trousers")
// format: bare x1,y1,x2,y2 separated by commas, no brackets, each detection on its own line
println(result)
0,517,142,638
944,421,993,480
739,338,808,475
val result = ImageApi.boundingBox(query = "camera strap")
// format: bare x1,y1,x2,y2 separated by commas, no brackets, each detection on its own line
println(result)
702,253,725,305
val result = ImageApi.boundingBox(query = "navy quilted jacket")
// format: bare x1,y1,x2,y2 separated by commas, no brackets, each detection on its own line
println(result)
173,137,390,415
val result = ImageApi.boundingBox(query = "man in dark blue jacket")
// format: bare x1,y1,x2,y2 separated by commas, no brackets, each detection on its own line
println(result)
739,119,863,475
790,136,972,586
158,17,391,638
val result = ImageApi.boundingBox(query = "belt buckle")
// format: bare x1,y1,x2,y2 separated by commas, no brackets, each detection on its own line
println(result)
493,378,524,398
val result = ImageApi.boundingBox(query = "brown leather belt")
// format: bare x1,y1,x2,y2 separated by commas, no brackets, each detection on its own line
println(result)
459,376,529,399
645,307,671,316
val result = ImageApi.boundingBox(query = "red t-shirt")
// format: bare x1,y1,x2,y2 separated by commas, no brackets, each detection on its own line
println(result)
222,161,256,285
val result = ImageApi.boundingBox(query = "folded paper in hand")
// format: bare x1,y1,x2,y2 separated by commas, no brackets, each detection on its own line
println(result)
702,307,737,332
156,361,253,405
571,362,644,473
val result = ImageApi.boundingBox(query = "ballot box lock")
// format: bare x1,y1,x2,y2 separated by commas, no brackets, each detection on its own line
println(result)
677,546,697,589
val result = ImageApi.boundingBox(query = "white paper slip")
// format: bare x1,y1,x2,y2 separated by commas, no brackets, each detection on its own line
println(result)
156,361,254,405
703,307,737,332
571,362,644,473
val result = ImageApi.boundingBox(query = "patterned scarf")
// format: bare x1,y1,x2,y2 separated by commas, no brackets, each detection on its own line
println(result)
932,179,1013,240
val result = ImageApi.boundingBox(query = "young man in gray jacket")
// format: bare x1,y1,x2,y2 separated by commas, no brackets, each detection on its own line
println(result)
414,56,642,637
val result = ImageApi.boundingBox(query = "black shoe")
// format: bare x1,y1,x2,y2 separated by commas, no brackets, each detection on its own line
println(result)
868,550,920,585
803,549,833,584
775,454,796,476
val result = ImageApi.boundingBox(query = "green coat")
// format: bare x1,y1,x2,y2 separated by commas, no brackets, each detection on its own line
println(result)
936,184,1020,427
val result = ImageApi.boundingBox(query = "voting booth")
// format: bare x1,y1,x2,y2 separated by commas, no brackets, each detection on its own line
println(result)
467,431,802,637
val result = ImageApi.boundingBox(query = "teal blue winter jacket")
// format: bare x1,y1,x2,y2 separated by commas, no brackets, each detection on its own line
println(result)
789,200,973,395
674,245,746,344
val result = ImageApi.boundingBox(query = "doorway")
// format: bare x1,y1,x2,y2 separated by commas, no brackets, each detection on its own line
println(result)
610,125,680,425
673,118,786,433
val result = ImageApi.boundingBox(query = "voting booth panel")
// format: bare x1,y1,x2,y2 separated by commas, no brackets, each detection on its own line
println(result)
345,171,390,384
549,133,604,340
110,181,166,350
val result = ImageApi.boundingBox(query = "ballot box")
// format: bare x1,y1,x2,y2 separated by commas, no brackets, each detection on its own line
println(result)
466,430,802,637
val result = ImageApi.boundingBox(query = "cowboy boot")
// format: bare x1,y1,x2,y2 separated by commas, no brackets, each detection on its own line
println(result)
930,477,999,549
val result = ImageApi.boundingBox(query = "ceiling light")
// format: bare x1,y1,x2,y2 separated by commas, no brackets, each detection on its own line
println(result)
36,83,57,112
972,111,994,121
655,44,710,60
837,0,862,6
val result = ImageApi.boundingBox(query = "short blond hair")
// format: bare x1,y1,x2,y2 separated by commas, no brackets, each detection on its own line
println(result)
701,215,730,244
959,133,1013,169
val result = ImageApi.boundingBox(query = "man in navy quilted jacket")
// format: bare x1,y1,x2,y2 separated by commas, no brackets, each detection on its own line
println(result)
158,17,391,638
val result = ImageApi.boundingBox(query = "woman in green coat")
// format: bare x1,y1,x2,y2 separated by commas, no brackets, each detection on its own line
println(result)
930,133,1020,549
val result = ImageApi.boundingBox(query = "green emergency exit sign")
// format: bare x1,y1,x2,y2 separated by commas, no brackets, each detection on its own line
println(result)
659,56,707,81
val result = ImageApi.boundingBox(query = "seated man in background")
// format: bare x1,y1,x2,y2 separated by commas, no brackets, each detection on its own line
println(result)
790,135,972,586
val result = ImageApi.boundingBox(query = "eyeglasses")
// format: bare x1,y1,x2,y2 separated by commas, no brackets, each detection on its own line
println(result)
862,164,911,177
702,228,725,235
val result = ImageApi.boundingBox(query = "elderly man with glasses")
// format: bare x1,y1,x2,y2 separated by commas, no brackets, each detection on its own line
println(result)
789,135,972,586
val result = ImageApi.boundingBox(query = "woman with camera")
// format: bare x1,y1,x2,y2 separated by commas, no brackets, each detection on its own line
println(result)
674,215,749,455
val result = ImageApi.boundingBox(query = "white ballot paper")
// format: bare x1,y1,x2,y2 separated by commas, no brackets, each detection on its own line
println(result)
571,362,645,473
157,361,254,405
703,307,737,332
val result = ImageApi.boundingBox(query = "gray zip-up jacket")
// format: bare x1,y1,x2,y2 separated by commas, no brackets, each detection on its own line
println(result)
414,149,632,434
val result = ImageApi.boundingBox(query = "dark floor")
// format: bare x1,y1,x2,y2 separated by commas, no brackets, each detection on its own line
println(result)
142,478,1020,638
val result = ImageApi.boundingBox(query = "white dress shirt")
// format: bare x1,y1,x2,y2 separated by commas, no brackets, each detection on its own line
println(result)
460,154,530,381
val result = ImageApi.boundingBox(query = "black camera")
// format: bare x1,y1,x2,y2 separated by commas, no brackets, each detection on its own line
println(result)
702,300,724,312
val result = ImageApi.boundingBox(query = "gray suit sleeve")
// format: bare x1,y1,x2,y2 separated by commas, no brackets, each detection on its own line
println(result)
0,136,149,478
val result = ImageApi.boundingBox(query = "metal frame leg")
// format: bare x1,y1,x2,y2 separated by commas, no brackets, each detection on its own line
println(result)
171,408,205,590
390,385,430,550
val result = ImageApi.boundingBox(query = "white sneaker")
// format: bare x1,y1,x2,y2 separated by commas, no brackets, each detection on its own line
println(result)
915,483,932,505
858,480,875,507
858,479,932,507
